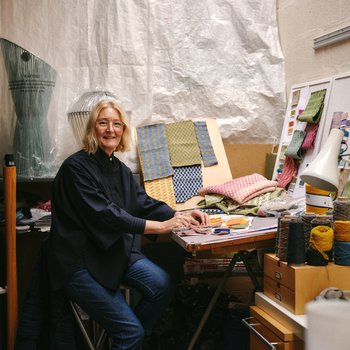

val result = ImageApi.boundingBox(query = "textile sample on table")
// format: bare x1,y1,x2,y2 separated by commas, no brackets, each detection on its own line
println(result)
297,89,326,123
284,129,306,160
301,122,319,150
144,176,176,209
172,165,203,203
136,123,173,181
165,120,202,167
200,173,278,205
194,121,218,166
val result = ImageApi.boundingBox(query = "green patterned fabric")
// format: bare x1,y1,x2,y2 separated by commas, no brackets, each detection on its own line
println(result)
297,89,326,123
165,120,202,167
284,129,306,160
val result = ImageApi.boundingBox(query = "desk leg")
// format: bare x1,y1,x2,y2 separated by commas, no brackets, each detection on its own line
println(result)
187,253,240,350
239,251,261,291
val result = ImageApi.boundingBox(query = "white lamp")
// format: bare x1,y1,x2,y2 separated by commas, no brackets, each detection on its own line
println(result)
300,128,344,192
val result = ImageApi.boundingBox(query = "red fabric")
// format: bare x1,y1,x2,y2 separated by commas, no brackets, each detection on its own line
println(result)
301,123,319,150
277,157,297,189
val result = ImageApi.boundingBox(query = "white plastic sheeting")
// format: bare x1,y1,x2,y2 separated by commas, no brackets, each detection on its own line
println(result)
0,0,285,176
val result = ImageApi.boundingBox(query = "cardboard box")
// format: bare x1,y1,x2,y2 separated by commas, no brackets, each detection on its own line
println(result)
263,253,350,314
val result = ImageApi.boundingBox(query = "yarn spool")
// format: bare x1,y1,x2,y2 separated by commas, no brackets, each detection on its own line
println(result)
333,220,350,265
307,225,334,266
277,215,295,262
287,219,306,265
301,213,316,250
333,197,350,221
305,184,335,215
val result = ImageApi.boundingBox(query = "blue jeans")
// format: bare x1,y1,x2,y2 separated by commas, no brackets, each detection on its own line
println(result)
64,258,174,350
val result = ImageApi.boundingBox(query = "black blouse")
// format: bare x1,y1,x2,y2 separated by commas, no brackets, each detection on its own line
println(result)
46,148,175,291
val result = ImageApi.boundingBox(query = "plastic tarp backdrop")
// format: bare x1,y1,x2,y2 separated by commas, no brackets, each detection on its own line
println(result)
0,0,285,177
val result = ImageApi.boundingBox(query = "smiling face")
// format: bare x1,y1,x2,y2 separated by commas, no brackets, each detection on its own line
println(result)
95,107,125,156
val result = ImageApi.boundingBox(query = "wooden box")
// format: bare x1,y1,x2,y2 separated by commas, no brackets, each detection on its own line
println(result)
263,253,350,314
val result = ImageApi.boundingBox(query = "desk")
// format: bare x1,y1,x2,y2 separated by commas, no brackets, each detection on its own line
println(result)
171,216,278,350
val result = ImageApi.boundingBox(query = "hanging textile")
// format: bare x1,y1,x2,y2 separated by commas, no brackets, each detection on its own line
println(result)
165,120,202,167
144,176,176,209
284,129,306,160
136,123,173,181
194,121,218,166
172,165,203,203
297,89,327,123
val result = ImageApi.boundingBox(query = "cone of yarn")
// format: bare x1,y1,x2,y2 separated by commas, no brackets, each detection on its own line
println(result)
287,219,306,265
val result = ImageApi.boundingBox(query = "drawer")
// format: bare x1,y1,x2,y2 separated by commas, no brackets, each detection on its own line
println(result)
264,276,297,314
244,306,304,350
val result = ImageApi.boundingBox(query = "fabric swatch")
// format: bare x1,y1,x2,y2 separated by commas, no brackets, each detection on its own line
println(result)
194,121,218,166
172,165,203,203
136,123,173,181
297,89,326,123
301,123,319,150
144,176,176,209
200,173,278,204
165,120,202,167
284,129,306,160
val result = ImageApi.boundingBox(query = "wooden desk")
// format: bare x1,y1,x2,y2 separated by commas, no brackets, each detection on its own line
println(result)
171,216,278,350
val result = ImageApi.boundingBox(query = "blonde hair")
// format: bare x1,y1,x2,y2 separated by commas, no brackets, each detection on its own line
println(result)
82,100,132,154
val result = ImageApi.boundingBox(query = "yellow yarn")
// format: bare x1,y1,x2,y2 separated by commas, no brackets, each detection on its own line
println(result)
309,225,334,260
305,184,336,215
333,220,350,242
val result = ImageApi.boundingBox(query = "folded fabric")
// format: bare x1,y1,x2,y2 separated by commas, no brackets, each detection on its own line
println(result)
200,173,278,204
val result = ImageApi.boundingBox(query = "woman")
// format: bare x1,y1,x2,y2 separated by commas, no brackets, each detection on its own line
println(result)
46,99,209,350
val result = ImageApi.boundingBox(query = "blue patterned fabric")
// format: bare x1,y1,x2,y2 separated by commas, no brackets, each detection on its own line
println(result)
172,165,203,203
194,121,218,166
136,123,173,181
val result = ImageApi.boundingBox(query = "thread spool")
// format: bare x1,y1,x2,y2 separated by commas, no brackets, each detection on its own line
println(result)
333,220,350,242
305,184,335,215
287,219,305,265
301,213,316,250
333,197,350,221
333,241,350,265
307,225,334,266
277,215,295,261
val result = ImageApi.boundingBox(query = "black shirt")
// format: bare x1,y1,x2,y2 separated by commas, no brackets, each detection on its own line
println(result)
46,148,175,291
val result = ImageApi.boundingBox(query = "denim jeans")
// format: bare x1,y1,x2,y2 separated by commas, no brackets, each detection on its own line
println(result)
64,258,174,350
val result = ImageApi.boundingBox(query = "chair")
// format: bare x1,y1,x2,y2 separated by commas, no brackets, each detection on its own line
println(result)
70,285,131,350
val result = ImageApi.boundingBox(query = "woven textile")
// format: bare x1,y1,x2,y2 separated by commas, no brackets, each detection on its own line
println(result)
201,173,278,204
284,129,306,160
144,176,176,209
301,122,319,150
173,165,203,203
297,89,326,123
165,120,202,167
136,123,173,181
277,156,297,189
194,121,218,166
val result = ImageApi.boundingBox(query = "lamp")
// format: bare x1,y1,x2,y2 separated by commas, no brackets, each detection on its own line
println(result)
300,128,344,192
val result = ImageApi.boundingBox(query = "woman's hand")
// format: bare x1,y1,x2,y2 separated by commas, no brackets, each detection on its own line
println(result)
144,209,210,235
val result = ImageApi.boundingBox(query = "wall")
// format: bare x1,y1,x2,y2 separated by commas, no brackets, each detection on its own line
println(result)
277,0,350,96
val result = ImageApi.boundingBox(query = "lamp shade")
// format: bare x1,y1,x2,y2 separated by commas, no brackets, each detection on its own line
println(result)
300,128,343,192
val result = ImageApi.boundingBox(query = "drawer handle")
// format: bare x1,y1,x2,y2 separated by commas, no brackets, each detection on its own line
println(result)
242,316,280,350
274,292,282,301
275,271,282,280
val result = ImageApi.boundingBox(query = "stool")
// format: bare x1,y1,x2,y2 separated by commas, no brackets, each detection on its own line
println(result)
70,285,132,350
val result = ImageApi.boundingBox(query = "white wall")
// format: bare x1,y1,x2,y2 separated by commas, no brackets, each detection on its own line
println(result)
277,0,350,95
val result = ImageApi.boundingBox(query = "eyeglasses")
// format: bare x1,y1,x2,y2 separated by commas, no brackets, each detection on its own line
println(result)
96,120,125,130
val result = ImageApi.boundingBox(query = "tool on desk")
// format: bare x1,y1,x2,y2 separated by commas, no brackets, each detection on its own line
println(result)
213,228,231,235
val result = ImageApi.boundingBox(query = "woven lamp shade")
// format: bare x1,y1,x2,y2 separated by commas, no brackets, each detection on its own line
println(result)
67,90,118,147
